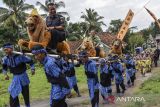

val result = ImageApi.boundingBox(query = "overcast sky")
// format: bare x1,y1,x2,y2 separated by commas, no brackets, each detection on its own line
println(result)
0,0,160,31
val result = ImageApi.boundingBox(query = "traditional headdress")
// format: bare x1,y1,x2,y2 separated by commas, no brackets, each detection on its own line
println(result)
79,51,88,57
30,8,39,16
3,43,13,49
31,45,47,55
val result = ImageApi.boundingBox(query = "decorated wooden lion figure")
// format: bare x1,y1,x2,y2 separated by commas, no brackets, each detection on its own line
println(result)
18,9,70,54
78,37,96,57
98,46,106,58
77,37,106,57
110,39,123,56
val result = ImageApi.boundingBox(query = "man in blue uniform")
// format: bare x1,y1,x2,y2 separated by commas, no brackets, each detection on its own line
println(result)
62,55,81,97
31,45,70,107
2,43,35,107
110,54,125,95
124,54,136,86
79,51,99,107
46,3,66,52
99,58,114,103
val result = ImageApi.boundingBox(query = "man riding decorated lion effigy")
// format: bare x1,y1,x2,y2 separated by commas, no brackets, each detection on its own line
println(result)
46,2,67,53
18,6,70,55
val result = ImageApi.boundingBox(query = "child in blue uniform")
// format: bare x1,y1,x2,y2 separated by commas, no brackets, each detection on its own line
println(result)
2,43,35,107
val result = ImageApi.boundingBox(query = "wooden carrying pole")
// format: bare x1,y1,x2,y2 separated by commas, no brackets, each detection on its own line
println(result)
0,48,99,60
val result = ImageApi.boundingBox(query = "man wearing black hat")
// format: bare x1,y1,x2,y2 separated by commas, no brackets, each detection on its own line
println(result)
79,51,99,107
46,3,66,53
2,43,35,107
31,44,70,107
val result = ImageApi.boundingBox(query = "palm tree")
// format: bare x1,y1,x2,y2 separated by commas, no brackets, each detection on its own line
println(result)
81,8,106,33
36,0,69,17
0,0,34,46
0,0,34,27
66,22,88,41
107,19,123,35
0,27,15,44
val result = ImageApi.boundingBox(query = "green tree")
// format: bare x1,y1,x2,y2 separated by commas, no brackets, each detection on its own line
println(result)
140,28,152,41
0,27,17,45
128,33,145,52
81,8,106,33
36,0,68,17
149,19,160,38
123,26,138,42
107,19,138,53
66,22,88,41
122,26,137,53
0,0,34,45
0,0,34,27
107,19,123,35
107,19,137,36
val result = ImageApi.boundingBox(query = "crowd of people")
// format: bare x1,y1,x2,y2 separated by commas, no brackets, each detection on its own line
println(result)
134,49,159,77
2,42,157,107
1,2,159,107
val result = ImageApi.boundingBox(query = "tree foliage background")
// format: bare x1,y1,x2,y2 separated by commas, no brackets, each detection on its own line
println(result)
0,0,159,52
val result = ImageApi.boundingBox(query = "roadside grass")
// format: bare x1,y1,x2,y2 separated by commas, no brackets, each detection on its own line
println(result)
0,65,87,107
125,67,160,107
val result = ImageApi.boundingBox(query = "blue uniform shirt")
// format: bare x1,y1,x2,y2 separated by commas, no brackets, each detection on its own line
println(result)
62,60,77,89
41,56,70,104
2,54,35,74
2,54,35,98
62,61,74,73
124,58,134,68
84,60,98,74
111,62,124,84
99,64,113,97
124,58,136,81
100,64,113,74
84,60,99,100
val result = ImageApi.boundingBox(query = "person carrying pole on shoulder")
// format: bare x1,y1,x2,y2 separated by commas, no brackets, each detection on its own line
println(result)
31,44,70,107
2,43,35,107
79,51,99,107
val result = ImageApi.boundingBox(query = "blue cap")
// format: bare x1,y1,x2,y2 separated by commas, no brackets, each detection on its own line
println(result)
3,43,13,49
31,45,47,55
79,51,88,57
108,54,119,61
